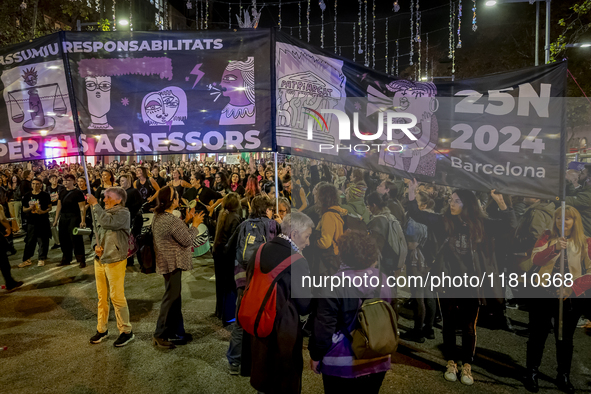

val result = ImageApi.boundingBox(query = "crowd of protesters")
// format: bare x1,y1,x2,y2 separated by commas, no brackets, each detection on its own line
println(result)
1,155,591,394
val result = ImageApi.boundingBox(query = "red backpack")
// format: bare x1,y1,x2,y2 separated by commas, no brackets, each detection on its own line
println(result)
238,244,303,338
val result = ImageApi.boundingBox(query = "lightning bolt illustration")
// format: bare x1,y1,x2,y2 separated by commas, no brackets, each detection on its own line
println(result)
190,63,205,89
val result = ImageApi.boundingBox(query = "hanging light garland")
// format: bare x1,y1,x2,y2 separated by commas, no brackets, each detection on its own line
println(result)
410,0,414,66
364,0,368,66
319,0,326,48
307,0,311,42
196,0,200,30
205,0,209,29
385,17,389,74
372,0,376,68
334,0,337,53
456,0,462,48
448,0,453,59
278,0,282,30
298,1,302,39
395,39,399,76
353,22,357,61
415,1,421,42
417,11,421,80
358,0,363,55
201,0,204,30
425,32,428,80
228,2,231,29
452,0,456,74
472,0,477,31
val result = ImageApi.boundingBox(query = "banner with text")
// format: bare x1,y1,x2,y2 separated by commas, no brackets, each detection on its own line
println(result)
0,34,76,163
0,30,272,163
275,32,566,200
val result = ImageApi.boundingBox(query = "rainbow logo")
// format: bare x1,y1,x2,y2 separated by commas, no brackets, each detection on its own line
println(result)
304,107,329,131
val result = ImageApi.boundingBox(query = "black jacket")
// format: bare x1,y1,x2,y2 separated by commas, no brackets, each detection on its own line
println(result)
246,237,312,394
407,200,516,301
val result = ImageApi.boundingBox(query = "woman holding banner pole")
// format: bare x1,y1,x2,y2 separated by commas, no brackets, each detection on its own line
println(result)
407,179,515,386
524,206,591,394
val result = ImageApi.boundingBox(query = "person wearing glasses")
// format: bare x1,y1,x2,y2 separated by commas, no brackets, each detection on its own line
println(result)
407,179,516,386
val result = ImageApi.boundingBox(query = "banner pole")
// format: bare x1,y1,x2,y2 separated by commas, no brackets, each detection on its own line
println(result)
58,31,99,246
558,63,567,342
274,152,279,214
558,201,565,341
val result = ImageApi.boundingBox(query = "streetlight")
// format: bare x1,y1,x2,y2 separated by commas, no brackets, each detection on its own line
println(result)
486,0,551,66
565,43,591,48
118,19,129,26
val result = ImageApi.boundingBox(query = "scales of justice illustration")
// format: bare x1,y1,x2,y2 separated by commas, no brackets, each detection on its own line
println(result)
7,67,68,134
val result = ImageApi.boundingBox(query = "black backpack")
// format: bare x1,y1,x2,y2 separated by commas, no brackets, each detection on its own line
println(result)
328,208,368,234
136,228,156,274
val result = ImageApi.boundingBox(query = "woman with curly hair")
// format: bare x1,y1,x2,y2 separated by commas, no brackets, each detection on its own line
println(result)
309,230,392,393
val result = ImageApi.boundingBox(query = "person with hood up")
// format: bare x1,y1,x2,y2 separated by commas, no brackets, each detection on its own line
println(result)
341,182,371,224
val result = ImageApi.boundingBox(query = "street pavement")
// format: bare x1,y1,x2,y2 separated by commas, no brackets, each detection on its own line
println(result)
1,234,590,394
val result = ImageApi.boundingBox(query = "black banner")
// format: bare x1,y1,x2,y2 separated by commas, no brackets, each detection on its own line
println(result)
275,32,567,200
0,30,273,163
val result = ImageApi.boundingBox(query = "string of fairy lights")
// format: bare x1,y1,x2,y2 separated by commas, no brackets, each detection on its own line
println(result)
182,0,476,79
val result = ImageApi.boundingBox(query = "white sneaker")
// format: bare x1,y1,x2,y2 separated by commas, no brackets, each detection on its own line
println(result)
18,260,32,268
37,260,45,267
444,360,458,382
461,363,474,385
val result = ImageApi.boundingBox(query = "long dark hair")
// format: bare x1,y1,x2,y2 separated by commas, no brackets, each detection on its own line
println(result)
214,172,228,190
216,192,241,232
154,186,177,214
443,189,487,244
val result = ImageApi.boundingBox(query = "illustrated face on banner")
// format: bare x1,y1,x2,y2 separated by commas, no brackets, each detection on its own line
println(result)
1,60,73,138
141,86,187,127
219,57,256,125
372,80,439,177
85,76,112,129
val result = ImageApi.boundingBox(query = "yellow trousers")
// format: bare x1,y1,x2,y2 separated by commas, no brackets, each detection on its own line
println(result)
95,259,132,334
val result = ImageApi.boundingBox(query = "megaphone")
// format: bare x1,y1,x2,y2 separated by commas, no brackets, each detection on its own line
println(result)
73,227,92,236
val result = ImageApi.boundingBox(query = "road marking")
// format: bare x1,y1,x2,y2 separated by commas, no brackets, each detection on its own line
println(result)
24,265,77,286
19,266,63,282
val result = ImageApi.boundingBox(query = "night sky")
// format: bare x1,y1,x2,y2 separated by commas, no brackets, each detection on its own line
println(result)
168,1,542,75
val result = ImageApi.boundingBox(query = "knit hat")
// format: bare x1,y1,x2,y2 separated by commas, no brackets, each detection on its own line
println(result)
346,184,366,201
